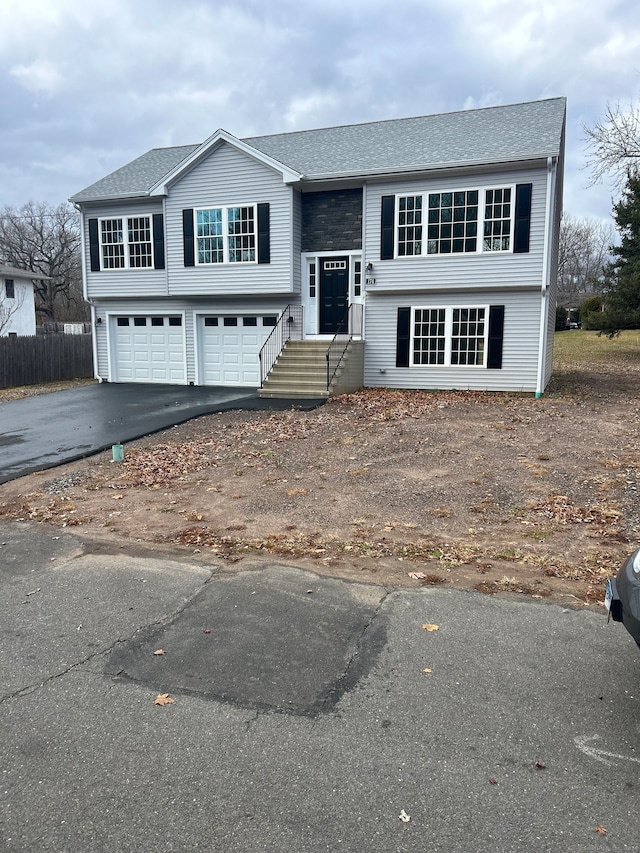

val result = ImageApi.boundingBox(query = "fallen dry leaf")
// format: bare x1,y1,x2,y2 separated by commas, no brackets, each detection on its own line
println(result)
154,693,175,706
422,623,439,632
595,825,607,836
423,667,432,673
153,649,165,656
408,572,427,580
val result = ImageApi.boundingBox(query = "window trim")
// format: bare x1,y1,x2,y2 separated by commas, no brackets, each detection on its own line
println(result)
393,185,516,258
97,216,154,271
410,305,489,368
194,204,258,266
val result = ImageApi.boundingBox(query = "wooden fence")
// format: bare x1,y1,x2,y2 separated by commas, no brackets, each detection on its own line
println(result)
0,333,94,388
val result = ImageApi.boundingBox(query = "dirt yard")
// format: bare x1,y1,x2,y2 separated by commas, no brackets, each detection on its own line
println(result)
2,339,640,608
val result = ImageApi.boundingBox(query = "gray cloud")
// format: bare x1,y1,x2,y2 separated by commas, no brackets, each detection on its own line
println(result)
0,0,638,221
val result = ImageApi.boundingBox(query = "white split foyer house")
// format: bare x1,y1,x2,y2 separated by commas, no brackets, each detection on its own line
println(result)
0,265,39,336
70,97,566,398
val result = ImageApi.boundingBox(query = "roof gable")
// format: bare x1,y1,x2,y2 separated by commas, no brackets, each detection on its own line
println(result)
148,129,302,196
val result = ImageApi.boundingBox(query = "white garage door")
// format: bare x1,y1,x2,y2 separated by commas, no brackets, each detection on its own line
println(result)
111,315,186,384
198,313,278,386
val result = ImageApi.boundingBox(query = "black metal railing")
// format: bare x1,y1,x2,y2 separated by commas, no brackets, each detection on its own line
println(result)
326,303,363,390
259,304,304,387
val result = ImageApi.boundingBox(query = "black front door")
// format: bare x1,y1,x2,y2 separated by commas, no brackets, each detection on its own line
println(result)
319,257,349,334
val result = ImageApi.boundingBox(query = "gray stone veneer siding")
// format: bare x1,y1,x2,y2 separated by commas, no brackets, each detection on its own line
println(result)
301,189,363,252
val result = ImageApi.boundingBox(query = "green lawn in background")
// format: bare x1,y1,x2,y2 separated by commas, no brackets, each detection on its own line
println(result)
554,329,640,367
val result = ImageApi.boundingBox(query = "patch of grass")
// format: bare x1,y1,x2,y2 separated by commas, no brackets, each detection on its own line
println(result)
523,527,555,541
554,329,640,366
0,378,96,402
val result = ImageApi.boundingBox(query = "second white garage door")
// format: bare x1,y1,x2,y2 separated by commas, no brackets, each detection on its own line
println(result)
198,314,278,386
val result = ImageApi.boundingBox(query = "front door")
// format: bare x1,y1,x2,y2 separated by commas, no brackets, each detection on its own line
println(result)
319,257,349,334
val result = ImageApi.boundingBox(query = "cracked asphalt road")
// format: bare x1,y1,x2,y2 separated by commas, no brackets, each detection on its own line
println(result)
1,519,640,853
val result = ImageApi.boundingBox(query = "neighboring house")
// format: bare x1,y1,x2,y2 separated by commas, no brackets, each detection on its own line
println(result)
0,265,39,336
70,97,565,396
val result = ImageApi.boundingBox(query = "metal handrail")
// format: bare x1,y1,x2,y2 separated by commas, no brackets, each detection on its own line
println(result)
326,303,363,390
259,304,304,387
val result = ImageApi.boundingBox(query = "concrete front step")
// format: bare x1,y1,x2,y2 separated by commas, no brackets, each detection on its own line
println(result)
258,339,346,399
258,389,330,399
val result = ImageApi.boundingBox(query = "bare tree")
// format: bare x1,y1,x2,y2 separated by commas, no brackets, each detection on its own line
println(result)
0,202,85,322
557,213,614,306
584,100,640,187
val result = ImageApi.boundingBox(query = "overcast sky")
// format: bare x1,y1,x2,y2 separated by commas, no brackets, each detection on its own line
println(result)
0,0,638,223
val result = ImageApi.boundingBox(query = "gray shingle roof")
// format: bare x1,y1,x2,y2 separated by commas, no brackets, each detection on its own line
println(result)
70,98,565,203
70,145,198,203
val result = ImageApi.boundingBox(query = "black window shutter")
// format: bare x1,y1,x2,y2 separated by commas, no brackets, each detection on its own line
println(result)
257,203,270,264
183,209,195,267
89,218,100,272
396,307,411,367
153,213,165,270
381,196,395,260
514,184,532,254
487,305,505,369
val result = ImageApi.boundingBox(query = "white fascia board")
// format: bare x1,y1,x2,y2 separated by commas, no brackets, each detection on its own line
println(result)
149,129,302,196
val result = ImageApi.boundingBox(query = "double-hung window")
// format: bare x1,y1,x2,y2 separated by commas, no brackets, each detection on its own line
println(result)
483,187,512,251
196,205,256,264
397,196,423,256
100,217,153,269
412,306,487,367
395,186,514,257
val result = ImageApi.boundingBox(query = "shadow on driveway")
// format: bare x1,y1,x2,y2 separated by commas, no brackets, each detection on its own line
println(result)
0,383,325,484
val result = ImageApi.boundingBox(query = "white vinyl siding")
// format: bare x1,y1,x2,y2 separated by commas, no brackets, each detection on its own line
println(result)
83,203,167,299
0,277,36,336
364,290,542,392
165,142,295,296
366,167,547,293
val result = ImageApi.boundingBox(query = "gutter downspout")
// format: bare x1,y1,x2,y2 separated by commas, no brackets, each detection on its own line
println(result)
75,203,102,383
535,156,557,398
361,181,367,343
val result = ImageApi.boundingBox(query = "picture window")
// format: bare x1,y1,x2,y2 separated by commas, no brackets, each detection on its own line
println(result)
395,186,513,257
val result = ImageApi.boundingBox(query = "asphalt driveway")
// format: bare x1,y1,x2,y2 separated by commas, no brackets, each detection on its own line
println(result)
0,382,323,484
